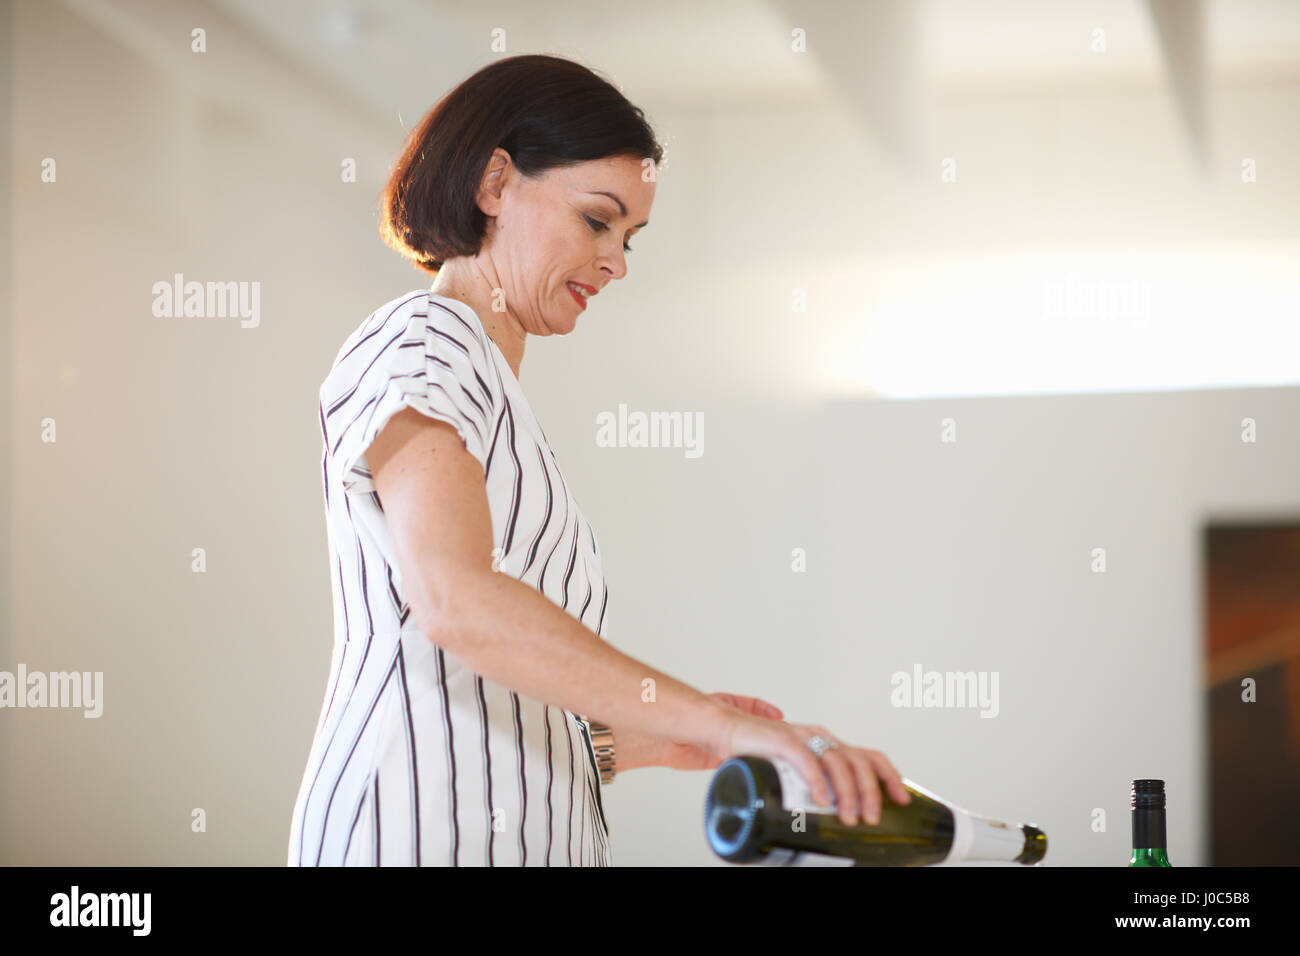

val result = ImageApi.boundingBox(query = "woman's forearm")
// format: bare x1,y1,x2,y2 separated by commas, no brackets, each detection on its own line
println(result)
422,567,731,753
602,725,665,773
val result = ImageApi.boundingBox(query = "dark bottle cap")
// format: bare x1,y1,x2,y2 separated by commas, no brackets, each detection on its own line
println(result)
704,756,779,862
1130,779,1165,810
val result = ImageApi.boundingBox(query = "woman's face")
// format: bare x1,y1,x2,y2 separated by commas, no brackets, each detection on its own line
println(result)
477,151,655,337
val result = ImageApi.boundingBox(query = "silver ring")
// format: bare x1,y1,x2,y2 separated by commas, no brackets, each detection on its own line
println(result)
806,734,839,757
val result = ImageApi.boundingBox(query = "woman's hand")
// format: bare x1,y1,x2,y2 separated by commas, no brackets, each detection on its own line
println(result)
707,709,912,827
652,692,785,772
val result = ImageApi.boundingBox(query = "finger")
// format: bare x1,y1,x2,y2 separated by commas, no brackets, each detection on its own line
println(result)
715,692,782,719
868,750,911,805
788,737,834,808
818,749,861,826
736,695,776,718
728,694,782,720
843,750,883,825
712,693,753,714
798,754,833,809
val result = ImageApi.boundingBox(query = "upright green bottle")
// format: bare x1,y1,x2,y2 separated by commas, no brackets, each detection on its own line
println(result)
1128,779,1172,866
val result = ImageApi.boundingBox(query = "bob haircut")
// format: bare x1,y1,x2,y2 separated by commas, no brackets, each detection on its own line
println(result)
379,54,665,275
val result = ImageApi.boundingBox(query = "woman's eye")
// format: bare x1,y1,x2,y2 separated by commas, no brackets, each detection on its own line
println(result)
585,215,633,253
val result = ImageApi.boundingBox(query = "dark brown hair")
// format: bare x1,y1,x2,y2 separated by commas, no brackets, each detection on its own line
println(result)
379,54,665,275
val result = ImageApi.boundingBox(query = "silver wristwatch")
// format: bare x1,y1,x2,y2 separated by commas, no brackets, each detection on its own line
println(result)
584,718,616,784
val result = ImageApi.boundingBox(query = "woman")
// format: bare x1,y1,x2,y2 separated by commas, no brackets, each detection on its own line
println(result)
288,53,909,866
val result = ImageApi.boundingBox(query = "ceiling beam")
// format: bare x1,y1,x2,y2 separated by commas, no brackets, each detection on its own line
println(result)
772,0,923,176
1147,0,1209,174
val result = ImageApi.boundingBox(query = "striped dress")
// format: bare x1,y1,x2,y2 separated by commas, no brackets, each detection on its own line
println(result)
288,287,613,866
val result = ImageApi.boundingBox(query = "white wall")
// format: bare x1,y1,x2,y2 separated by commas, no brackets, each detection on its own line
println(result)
4,0,1297,865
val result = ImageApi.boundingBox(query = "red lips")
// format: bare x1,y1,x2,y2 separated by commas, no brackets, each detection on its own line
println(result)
566,281,595,309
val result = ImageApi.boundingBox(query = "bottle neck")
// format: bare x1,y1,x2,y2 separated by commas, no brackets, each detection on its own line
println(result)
1131,807,1167,850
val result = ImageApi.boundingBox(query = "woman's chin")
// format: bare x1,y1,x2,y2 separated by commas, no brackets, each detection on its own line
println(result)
550,310,580,335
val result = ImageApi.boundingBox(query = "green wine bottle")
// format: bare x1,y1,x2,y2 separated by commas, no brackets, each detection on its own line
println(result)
703,755,1047,866
1128,779,1172,866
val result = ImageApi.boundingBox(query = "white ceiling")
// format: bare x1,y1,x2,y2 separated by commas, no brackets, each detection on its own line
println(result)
54,0,1300,194
209,0,1300,117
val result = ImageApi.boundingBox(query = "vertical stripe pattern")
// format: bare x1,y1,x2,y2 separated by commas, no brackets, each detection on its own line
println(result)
288,288,613,866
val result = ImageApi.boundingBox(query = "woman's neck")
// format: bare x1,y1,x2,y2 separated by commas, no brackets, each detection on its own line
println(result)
429,265,525,380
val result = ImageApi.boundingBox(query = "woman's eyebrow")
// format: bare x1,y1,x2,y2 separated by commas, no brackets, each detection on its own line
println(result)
584,190,649,228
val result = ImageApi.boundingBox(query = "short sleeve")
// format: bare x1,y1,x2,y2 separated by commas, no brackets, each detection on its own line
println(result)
320,290,500,495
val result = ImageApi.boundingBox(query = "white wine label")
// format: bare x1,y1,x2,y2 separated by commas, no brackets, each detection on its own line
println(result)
947,805,973,863
769,756,837,814
957,815,1028,864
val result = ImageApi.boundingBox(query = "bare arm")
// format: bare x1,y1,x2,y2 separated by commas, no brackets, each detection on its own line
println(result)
367,406,733,756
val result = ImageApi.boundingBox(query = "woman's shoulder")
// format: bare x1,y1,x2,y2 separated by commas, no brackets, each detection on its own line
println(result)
326,288,497,373
325,288,430,368
424,290,497,367
318,288,504,489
